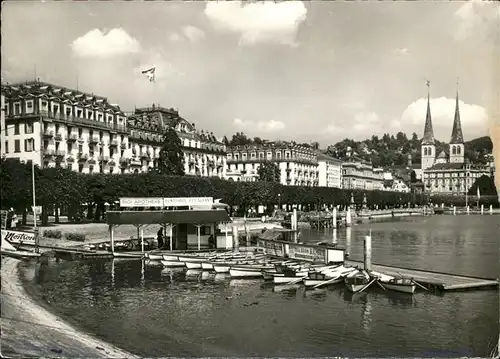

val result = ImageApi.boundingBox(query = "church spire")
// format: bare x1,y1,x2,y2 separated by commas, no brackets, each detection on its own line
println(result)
421,80,435,145
450,77,464,144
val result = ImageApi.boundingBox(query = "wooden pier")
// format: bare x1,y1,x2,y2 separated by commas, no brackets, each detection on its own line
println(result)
346,260,499,291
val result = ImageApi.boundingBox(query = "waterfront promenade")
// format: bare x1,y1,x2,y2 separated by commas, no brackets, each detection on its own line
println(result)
1,257,138,358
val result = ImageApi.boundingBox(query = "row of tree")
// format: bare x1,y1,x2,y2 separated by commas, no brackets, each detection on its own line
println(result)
2,158,497,225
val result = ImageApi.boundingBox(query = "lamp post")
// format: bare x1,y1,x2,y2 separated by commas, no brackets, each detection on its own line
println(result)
278,193,281,210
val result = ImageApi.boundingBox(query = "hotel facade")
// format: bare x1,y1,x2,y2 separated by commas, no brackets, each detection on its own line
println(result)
341,160,385,190
1,81,226,178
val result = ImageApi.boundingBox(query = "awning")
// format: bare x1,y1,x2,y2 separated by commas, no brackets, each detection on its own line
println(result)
106,209,231,225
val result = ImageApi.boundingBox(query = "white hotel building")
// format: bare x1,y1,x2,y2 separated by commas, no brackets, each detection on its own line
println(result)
226,142,343,188
1,81,227,177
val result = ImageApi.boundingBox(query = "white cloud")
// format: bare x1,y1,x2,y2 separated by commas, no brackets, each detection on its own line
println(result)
233,118,285,132
182,25,205,42
453,0,499,41
400,97,488,140
169,32,182,42
71,28,141,58
326,111,400,139
394,48,409,55
204,1,307,46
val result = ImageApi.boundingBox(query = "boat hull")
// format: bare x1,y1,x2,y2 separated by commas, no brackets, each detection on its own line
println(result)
273,276,306,284
1,249,41,259
147,254,163,261
381,282,416,294
185,261,203,269
161,260,186,267
229,268,263,278
345,283,368,293
113,252,144,259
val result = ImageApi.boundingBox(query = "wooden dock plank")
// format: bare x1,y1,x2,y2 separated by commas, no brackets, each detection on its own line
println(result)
346,260,498,291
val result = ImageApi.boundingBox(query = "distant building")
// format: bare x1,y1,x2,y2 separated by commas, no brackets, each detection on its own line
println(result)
419,83,489,194
226,141,319,186
342,160,385,190
2,80,129,174
127,105,227,177
317,152,342,188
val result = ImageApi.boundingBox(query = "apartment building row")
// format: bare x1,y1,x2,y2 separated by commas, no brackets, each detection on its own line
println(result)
1,81,226,177
0,80,390,190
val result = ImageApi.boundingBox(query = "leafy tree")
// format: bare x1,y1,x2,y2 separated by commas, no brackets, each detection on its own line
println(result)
257,161,281,182
229,132,253,146
253,137,264,145
158,128,185,176
222,136,230,145
468,175,497,196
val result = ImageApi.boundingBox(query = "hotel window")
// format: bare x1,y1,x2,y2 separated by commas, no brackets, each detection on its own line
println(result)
14,140,20,153
78,164,84,173
5,141,8,153
242,153,247,160
14,103,21,115
5,104,9,116
251,152,256,159
234,154,239,160
26,100,34,113
14,123,20,135
67,143,72,153
66,106,72,116
267,152,272,160
77,109,83,118
25,121,34,134
285,151,290,159
41,101,48,110
53,104,60,114
259,152,265,159
276,152,281,159
98,113,103,121
24,138,34,152
88,111,93,120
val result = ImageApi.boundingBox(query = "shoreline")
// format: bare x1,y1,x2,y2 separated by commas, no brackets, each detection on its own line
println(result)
1,257,139,358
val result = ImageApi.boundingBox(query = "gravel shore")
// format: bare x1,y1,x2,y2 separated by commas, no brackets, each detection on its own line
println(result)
1,257,138,358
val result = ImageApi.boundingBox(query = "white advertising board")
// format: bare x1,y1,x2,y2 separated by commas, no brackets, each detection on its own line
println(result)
163,197,213,207
119,197,164,208
1,230,36,244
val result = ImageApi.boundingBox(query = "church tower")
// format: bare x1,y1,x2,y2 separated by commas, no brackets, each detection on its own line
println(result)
449,81,465,164
421,81,436,170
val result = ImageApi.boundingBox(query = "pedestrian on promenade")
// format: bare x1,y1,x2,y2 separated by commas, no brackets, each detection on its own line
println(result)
157,227,164,249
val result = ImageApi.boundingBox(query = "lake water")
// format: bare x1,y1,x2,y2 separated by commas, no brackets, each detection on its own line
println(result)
20,216,499,357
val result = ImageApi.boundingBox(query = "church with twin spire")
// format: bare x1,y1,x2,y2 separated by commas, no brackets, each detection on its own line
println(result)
418,81,489,194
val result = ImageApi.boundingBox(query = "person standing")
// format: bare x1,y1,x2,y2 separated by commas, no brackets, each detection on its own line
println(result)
157,227,164,249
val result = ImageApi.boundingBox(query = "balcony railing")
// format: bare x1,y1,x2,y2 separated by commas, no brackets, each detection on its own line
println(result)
120,143,127,149
99,155,109,162
24,110,128,132
78,153,89,161
88,158,97,165
54,133,63,141
89,136,99,144
43,149,55,157
67,156,75,163
110,140,119,147
67,134,78,142
43,130,54,138
55,150,65,157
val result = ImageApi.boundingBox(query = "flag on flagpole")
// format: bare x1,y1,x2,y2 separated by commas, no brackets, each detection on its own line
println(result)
141,67,156,82
477,186,480,199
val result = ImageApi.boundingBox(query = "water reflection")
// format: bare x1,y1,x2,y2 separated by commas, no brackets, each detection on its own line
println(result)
360,294,372,333
332,228,337,245
346,226,352,257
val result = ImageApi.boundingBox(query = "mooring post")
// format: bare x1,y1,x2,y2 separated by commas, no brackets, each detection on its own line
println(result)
232,224,239,252
169,224,174,251
481,204,484,215
109,224,115,254
140,225,144,254
293,208,298,242
364,233,372,272
332,228,337,244
346,226,352,257
224,223,228,247
332,207,337,229
346,207,352,227
490,205,493,215
244,216,250,247
453,206,456,215
467,205,470,215
197,225,201,251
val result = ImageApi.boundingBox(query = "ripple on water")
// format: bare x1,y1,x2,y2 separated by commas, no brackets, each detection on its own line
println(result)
20,216,499,357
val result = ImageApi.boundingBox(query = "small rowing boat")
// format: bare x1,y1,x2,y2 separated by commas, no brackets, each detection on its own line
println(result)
160,260,186,268
370,271,417,294
344,269,371,293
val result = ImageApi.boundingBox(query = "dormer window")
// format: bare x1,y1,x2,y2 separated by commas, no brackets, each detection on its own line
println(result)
26,100,34,113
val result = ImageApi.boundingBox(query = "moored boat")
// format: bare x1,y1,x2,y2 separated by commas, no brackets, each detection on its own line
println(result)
229,267,265,278
185,261,203,269
113,252,144,259
344,270,371,293
273,275,307,284
147,253,164,261
160,260,186,268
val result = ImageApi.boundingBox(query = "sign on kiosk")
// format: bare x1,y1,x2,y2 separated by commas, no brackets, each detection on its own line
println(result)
119,197,214,208
120,197,164,208
163,197,213,207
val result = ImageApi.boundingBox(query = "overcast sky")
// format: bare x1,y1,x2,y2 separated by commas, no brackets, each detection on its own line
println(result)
2,0,499,145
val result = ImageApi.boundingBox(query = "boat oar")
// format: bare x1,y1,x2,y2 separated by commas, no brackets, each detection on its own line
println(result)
358,278,377,294
411,278,429,291
312,275,340,289
375,280,387,291
287,276,306,285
